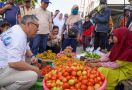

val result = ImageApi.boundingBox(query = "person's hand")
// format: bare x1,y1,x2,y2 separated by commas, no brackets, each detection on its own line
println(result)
84,59,99,63
76,35,80,43
4,4,12,10
32,66,42,77
31,56,38,64
88,63,101,68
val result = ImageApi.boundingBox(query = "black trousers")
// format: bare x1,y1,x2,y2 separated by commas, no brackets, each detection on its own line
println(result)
94,32,108,50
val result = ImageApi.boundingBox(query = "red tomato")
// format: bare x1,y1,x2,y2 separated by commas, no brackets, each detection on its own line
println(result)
71,71,76,76
90,79,94,84
71,76,76,79
94,83,101,90
70,89,77,90
87,72,90,78
82,80,88,85
100,75,105,81
62,78,67,82
90,74,95,79
94,78,98,83
70,86,75,89
63,72,69,77
87,82,93,86
91,70,96,74
82,76,87,80
88,79,94,86
45,77,49,81
58,72,62,76
66,76,71,80
74,78,78,83
63,83,70,89
98,81,103,86
78,76,83,81
46,83,52,89
87,86,94,90
75,83,81,89
51,75,56,80
93,67,98,71
97,77,101,82
67,68,73,72
81,84,87,90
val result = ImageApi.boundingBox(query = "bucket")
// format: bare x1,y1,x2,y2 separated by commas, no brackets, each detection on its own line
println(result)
42,79,107,90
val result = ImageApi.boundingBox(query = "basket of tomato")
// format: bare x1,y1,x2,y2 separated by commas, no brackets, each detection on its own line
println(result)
42,63,106,90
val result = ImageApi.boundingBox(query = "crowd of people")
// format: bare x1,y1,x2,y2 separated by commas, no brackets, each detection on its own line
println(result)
0,0,132,90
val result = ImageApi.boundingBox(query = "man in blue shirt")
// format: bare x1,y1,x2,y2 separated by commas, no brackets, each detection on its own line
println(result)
0,0,21,26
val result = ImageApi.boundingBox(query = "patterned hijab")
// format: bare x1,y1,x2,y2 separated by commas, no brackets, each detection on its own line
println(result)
66,5,81,25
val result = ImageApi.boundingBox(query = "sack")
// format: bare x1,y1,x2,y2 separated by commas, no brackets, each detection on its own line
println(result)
115,78,132,90
68,27,78,38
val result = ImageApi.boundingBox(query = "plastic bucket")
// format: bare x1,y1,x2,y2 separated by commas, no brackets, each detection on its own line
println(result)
43,79,107,90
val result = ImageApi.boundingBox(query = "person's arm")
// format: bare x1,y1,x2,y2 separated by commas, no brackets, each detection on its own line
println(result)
49,12,52,32
8,50,41,76
26,49,33,57
17,6,21,24
6,31,41,76
95,8,111,23
61,24,66,35
76,20,83,42
8,61,40,73
0,3,12,14
126,11,132,28
26,44,38,64
99,61,120,69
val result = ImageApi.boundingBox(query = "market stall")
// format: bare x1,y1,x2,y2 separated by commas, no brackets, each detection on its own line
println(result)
30,46,107,90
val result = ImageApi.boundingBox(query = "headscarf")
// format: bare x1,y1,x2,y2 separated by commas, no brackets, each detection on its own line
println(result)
66,5,81,25
83,21,92,30
109,27,132,62
53,13,65,36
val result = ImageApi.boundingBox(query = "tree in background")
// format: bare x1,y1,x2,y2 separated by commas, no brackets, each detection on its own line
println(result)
0,0,37,7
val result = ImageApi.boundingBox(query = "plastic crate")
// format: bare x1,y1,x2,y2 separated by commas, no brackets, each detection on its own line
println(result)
29,78,43,90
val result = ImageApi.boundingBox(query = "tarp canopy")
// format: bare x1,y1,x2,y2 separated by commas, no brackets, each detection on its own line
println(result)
108,0,129,4
107,4,129,16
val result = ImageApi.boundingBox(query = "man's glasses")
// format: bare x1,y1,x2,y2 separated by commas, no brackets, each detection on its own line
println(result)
29,22,39,28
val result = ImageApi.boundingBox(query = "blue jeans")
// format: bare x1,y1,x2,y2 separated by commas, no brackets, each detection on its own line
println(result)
62,38,77,52
31,34,48,55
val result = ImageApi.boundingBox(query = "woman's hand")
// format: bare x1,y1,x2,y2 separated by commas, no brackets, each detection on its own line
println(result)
85,59,100,63
88,63,102,68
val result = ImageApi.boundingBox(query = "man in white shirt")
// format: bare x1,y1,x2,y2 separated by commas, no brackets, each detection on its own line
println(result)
20,0,33,17
0,15,40,90
32,0,52,55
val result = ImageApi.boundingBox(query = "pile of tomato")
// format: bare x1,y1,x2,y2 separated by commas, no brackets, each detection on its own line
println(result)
41,65,53,76
44,63,105,90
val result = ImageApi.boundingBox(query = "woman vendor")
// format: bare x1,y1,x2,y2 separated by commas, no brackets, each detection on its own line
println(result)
87,27,132,90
